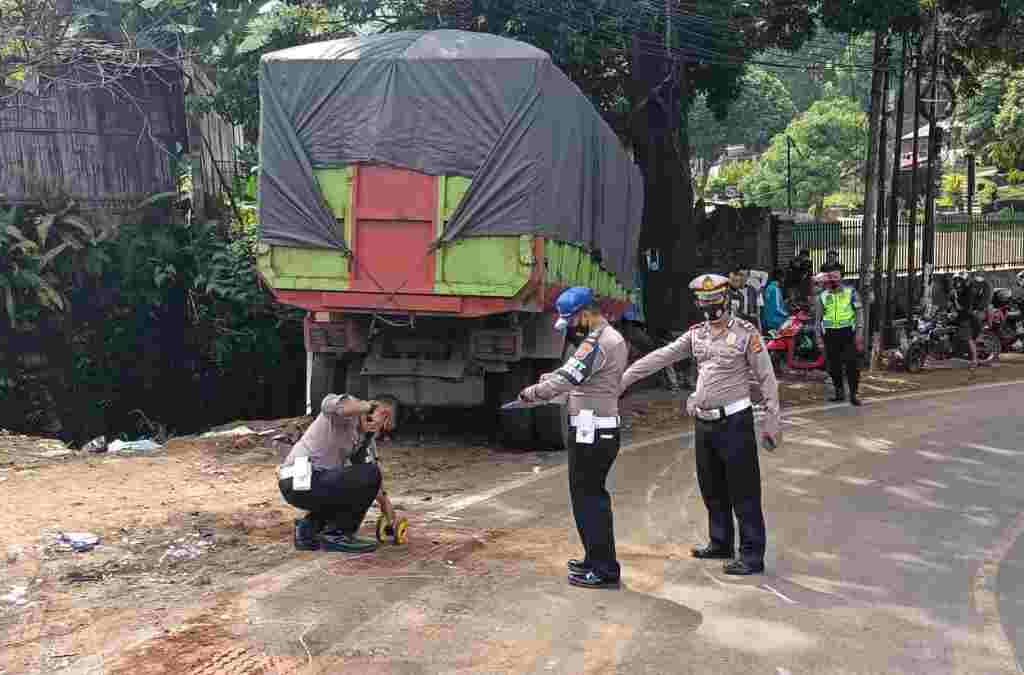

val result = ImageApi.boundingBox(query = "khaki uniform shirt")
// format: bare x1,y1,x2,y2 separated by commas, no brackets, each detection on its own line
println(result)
522,321,628,418
281,394,371,471
621,318,780,436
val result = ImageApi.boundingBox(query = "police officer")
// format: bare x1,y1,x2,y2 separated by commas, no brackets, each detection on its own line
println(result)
820,249,845,276
728,266,763,332
519,287,629,589
814,270,864,405
620,274,779,575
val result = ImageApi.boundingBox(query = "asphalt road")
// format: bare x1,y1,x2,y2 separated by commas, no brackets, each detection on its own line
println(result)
240,382,1024,674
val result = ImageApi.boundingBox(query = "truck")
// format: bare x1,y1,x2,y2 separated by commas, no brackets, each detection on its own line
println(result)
255,30,644,449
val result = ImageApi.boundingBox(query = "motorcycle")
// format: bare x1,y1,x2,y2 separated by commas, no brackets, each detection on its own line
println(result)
903,308,1001,372
764,304,826,375
988,288,1024,353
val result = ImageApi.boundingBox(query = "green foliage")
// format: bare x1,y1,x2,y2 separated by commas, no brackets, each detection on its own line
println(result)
942,173,966,209
1009,169,1024,186
741,94,868,211
707,160,756,194
990,72,1024,171
823,191,864,209
955,67,1010,161
688,67,797,167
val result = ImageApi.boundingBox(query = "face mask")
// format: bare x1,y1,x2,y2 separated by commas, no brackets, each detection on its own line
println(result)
702,303,726,321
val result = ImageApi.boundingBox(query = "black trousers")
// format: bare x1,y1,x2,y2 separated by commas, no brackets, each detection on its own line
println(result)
279,463,382,534
695,408,766,565
824,327,860,396
568,427,621,580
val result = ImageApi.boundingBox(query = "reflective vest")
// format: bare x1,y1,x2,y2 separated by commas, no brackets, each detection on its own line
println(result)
821,288,856,330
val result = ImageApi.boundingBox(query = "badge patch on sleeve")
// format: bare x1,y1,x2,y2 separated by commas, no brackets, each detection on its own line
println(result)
574,342,595,359
750,334,764,353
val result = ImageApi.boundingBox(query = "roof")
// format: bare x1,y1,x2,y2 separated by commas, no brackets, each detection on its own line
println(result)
263,30,550,62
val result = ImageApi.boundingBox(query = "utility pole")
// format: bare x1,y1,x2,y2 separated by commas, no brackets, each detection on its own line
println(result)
861,32,889,358
872,51,891,363
787,136,793,214
922,4,941,314
967,152,975,269
886,36,908,347
907,35,922,320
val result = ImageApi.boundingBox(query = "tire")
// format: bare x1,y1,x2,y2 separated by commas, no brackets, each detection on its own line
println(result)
344,356,368,399
978,332,1001,363
770,350,787,376
534,401,569,451
309,354,338,416
905,343,926,373
496,364,535,450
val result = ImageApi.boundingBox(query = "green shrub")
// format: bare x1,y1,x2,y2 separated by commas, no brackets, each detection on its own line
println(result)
1008,169,1024,185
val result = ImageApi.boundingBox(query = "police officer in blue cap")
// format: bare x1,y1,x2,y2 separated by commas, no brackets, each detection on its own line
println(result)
519,286,629,588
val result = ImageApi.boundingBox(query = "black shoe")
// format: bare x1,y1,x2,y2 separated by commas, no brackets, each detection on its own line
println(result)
567,559,590,575
691,544,734,560
568,570,620,589
318,529,378,554
723,560,765,576
294,518,320,551
830,392,846,403
850,394,862,406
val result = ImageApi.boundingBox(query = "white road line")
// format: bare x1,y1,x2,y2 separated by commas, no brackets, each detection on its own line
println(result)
421,378,1024,523
761,584,798,605
964,442,1023,457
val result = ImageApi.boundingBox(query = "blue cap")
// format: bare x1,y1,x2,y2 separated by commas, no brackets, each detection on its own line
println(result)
554,286,594,330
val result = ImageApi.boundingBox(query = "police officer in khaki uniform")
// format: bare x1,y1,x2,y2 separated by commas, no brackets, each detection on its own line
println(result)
621,274,780,575
519,286,629,589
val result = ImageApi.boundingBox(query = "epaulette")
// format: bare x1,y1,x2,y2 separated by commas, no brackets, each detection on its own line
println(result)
733,318,756,333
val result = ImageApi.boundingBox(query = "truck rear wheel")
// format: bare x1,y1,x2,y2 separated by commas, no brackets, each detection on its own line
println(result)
309,354,336,416
532,350,570,451
496,364,535,449
534,402,569,451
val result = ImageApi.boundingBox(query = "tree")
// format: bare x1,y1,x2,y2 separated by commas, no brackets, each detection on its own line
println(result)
707,159,755,195
989,71,1024,171
955,66,1010,163
688,67,796,177
741,93,867,212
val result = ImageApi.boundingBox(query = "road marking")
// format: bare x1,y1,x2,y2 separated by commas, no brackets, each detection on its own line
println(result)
761,584,798,605
965,442,1023,457
971,510,1024,674
421,379,1024,523
423,430,695,521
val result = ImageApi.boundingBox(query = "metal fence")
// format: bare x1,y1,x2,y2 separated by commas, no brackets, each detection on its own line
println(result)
791,214,1024,276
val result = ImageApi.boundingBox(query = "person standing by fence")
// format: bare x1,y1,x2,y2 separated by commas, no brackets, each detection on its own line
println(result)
814,271,864,406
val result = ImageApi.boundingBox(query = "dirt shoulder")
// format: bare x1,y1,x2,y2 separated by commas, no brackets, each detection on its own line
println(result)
2,356,1023,673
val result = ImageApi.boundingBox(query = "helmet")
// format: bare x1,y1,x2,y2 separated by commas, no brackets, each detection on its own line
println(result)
952,271,969,286
1017,270,1024,288
993,288,1013,308
554,286,594,331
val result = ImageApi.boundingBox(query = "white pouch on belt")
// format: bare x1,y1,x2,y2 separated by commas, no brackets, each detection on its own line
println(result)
292,456,312,491
575,409,596,445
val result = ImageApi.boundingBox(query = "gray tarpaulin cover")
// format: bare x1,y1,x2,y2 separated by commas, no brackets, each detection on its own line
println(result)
259,30,643,285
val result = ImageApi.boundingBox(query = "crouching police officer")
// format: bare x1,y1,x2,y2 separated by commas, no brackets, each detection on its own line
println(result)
620,274,780,575
519,287,628,589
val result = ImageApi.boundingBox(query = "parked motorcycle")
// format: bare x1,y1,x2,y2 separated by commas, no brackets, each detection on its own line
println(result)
765,304,826,375
988,288,1024,353
903,308,1001,372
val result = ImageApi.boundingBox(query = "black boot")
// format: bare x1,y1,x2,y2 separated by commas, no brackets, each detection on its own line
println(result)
294,516,320,551
830,388,846,403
